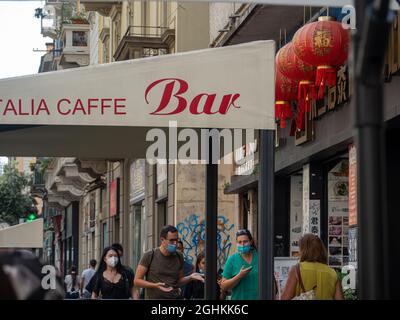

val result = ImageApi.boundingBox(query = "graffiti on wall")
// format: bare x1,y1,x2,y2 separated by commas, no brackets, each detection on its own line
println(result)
176,214,234,269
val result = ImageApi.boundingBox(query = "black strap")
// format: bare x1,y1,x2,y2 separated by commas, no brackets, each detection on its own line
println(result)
145,249,155,279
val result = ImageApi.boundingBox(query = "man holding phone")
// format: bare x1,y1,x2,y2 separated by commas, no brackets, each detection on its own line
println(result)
220,229,259,300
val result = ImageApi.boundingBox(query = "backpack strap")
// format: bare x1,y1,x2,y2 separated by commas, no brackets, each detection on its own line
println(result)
145,249,155,279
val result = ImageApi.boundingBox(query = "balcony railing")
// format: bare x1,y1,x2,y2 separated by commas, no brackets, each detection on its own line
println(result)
32,170,45,186
114,25,175,61
124,26,169,38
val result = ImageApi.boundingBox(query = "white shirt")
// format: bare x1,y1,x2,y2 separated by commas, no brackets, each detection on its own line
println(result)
64,274,80,293
81,268,96,290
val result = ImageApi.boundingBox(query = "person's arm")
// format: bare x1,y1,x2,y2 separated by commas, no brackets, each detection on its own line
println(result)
334,279,344,300
280,266,297,300
131,286,140,300
177,269,205,286
134,264,174,292
220,266,252,292
79,273,85,295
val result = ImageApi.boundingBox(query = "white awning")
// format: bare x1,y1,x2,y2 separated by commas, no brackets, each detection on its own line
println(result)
0,219,43,249
0,41,275,130
0,41,275,158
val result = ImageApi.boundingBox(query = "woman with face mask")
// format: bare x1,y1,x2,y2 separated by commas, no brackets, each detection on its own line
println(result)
220,229,259,300
183,252,224,300
64,266,80,299
91,247,135,299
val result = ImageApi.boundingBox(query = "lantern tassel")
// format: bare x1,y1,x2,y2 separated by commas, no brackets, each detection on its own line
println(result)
298,81,316,113
295,110,305,131
316,66,337,99
275,101,292,129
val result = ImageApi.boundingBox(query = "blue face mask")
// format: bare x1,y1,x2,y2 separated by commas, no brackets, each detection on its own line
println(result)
167,244,177,253
237,244,251,254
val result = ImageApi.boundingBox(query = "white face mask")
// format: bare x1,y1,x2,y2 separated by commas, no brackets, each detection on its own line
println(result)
106,256,119,268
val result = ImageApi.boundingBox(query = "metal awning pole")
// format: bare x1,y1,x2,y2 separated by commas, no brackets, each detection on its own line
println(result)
205,133,218,300
258,129,274,299
355,0,392,299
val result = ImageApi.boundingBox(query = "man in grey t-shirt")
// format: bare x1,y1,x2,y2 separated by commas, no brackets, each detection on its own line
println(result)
134,225,204,299
80,259,96,299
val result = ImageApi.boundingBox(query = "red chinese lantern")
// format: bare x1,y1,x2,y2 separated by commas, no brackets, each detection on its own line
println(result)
276,42,317,114
275,68,297,128
292,16,350,99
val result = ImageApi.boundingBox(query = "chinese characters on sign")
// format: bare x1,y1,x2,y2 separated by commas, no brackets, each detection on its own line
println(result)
290,175,303,256
348,145,357,226
294,65,351,146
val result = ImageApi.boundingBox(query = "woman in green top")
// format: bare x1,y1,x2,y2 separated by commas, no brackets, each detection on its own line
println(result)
281,233,344,300
221,229,259,300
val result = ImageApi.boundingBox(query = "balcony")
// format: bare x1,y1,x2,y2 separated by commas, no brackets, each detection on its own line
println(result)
40,2,63,39
114,26,175,62
59,23,90,68
80,1,114,16
43,158,106,208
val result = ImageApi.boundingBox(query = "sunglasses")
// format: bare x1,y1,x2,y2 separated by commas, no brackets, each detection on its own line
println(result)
236,229,250,236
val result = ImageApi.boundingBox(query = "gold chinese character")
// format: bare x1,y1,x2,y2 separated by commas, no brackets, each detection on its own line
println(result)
313,29,333,56
337,80,347,104
337,65,347,83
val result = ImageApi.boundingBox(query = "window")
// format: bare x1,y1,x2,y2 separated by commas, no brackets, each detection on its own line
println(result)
132,204,142,270
157,201,167,244
72,31,88,47
102,222,108,250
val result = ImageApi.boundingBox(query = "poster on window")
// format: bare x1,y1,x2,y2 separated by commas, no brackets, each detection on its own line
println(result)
274,257,299,299
302,164,310,233
328,160,349,201
348,227,357,268
348,145,357,226
328,159,349,268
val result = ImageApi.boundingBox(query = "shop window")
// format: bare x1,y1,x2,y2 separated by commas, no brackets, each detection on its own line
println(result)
157,201,167,244
327,158,349,269
114,216,120,244
132,204,142,270
240,192,249,229
102,222,108,250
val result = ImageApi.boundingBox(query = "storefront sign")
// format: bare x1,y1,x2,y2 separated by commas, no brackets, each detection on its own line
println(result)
130,159,145,203
302,164,320,237
234,140,258,176
385,12,400,79
348,227,358,268
0,41,275,130
348,145,357,226
294,65,351,146
290,175,303,256
110,179,118,217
